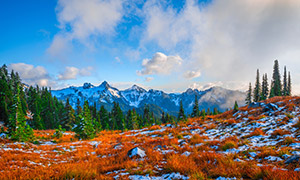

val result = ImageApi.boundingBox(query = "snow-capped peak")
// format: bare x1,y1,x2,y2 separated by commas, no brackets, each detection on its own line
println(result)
83,82,94,89
127,84,146,92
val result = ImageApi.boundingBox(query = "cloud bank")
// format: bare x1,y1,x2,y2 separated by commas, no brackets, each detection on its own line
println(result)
48,0,123,56
142,0,300,92
137,52,182,75
8,63,52,87
58,66,93,80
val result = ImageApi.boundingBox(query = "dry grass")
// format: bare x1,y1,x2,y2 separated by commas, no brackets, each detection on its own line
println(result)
2,96,300,179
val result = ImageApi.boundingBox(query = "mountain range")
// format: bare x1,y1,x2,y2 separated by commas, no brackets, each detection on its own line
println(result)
51,81,246,116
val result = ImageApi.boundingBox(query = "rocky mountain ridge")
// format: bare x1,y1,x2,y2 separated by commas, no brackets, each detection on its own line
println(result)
51,81,246,116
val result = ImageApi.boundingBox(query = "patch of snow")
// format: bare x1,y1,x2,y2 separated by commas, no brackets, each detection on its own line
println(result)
181,151,191,156
264,156,283,162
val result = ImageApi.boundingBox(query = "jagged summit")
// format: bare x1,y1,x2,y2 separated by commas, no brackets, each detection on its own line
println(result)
83,82,94,89
127,84,146,92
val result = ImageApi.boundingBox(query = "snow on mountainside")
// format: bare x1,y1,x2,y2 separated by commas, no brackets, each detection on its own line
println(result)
51,81,246,116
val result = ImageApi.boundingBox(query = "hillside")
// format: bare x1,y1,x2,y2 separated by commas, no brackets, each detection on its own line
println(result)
1,96,300,179
51,81,246,116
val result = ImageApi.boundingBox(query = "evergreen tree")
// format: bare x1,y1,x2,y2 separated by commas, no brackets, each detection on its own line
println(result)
10,86,34,142
287,71,292,96
253,69,261,102
178,100,186,122
99,105,109,130
0,65,11,125
191,95,200,117
206,108,211,115
201,109,206,119
75,101,96,139
60,98,76,130
213,107,219,115
270,60,282,97
143,105,150,126
233,101,239,112
111,102,125,130
261,74,269,100
283,66,288,96
245,82,252,105
161,112,166,124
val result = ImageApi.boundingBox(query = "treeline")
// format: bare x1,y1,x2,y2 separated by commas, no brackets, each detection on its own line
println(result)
0,64,223,140
246,60,292,104
0,64,189,140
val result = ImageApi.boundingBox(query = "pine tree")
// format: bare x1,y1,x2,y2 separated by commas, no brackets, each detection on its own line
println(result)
10,86,34,142
0,65,11,124
191,95,200,117
75,101,96,140
161,112,166,124
143,105,150,126
283,66,287,96
112,102,125,130
253,69,261,102
261,74,269,100
131,109,138,129
233,101,239,112
287,71,292,96
270,60,282,97
178,100,186,122
99,105,109,130
201,109,206,119
245,82,252,105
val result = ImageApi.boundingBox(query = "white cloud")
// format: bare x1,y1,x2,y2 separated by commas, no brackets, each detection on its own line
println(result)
145,77,154,82
58,66,93,80
184,70,201,79
142,0,300,93
48,0,123,56
189,81,249,91
8,63,54,87
137,52,182,75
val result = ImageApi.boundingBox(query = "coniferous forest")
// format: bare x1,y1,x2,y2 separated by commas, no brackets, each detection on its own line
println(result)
1,64,219,141
245,60,292,105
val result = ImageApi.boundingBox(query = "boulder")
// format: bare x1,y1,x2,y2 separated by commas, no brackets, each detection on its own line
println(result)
284,155,300,164
127,147,146,158
263,103,279,112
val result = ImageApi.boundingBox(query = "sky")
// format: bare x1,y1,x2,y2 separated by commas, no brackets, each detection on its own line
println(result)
1,0,300,94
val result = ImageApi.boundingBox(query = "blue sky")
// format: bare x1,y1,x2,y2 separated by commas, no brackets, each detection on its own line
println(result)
1,0,300,94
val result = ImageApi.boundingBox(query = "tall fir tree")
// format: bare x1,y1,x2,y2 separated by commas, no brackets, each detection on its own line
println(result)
191,95,200,117
99,105,109,130
283,66,288,96
245,82,252,105
75,101,96,139
178,100,186,122
253,69,261,102
10,85,34,142
261,74,269,100
287,71,292,96
233,101,239,112
270,60,282,97
111,102,125,130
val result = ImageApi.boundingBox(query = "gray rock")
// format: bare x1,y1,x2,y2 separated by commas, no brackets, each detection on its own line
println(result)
249,102,265,108
284,155,300,164
263,103,279,112
127,147,146,158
